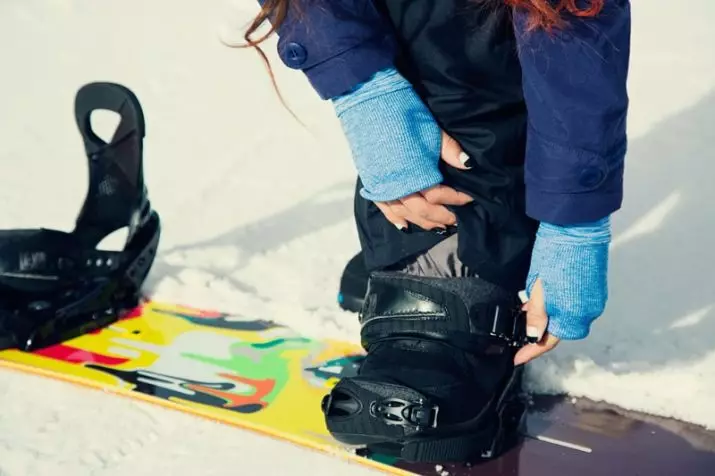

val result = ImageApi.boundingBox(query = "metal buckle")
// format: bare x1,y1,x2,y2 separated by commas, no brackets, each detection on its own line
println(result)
487,304,528,347
370,397,440,431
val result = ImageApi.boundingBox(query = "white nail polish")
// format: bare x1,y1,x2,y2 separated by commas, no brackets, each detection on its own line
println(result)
526,326,540,338
395,223,406,231
459,152,471,167
518,290,528,303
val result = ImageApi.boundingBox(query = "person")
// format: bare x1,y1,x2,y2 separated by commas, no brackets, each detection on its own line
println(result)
242,0,630,462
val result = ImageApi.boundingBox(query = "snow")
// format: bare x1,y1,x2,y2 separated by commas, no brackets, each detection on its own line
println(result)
0,0,713,472
0,369,380,476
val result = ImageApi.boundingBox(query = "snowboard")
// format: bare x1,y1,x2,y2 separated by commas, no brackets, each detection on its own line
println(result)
1,300,714,476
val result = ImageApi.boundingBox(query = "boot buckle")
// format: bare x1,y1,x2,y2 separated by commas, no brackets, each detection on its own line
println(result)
370,397,440,431
487,304,529,347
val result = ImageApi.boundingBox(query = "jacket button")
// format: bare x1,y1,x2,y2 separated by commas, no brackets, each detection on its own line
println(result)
284,42,308,67
579,167,605,188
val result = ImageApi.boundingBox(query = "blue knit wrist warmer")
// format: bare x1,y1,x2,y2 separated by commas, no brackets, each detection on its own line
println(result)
526,217,611,340
332,68,443,202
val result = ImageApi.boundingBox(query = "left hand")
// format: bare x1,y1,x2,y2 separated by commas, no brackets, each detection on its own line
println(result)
373,131,474,232
374,183,473,231
514,278,560,365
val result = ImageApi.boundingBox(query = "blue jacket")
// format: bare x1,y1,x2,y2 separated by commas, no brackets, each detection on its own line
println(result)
262,0,631,225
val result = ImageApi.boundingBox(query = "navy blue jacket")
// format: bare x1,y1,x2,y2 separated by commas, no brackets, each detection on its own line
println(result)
264,0,631,225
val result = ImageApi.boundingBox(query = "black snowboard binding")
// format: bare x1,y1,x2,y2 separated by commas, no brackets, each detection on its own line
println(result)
0,82,160,351
321,272,529,463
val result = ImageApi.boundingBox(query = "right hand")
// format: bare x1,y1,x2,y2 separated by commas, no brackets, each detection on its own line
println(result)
375,130,474,232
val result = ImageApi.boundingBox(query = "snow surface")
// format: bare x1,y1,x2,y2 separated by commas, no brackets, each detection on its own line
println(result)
0,0,714,473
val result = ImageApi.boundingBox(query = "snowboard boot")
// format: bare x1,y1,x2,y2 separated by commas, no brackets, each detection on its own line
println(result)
337,251,369,313
0,82,160,351
321,271,528,463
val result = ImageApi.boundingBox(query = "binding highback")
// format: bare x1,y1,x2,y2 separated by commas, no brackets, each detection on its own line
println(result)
0,82,161,351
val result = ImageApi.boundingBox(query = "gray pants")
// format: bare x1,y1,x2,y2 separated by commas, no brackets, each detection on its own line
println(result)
391,234,476,279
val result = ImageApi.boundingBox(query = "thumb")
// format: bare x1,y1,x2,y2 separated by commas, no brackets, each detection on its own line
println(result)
524,278,548,342
440,131,472,170
514,278,559,366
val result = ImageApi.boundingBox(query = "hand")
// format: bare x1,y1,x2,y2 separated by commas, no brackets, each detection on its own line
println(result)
514,278,560,366
374,131,474,231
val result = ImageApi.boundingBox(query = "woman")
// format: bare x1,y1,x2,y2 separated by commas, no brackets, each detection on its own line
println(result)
243,0,630,462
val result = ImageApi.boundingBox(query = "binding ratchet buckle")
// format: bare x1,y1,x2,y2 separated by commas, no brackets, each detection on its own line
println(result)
370,397,440,431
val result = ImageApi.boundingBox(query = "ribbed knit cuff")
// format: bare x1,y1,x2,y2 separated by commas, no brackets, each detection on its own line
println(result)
526,217,611,340
332,68,443,202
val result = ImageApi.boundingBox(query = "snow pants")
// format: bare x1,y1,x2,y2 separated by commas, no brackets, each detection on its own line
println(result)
353,0,538,292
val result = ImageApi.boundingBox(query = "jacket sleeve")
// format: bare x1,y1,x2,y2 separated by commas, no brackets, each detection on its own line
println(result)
257,0,398,100
514,0,631,225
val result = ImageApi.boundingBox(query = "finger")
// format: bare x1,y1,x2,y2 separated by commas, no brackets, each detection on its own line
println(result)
401,194,457,226
375,201,409,232
513,278,558,365
513,332,560,366
440,131,472,170
390,200,449,231
421,184,474,206
524,278,549,343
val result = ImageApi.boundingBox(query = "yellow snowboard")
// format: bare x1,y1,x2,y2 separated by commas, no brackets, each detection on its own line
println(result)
0,300,412,475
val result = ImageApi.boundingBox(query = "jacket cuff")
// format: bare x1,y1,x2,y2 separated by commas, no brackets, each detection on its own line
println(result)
302,35,397,100
524,127,626,225
548,317,593,340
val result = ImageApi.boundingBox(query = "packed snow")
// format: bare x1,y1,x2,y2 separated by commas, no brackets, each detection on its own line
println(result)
0,0,714,474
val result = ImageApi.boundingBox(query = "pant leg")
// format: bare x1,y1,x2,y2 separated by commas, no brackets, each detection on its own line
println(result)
387,233,473,278
354,0,538,292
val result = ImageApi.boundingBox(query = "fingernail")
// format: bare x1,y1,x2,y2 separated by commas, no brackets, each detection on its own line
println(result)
459,152,473,169
526,325,541,344
395,223,410,233
518,290,528,303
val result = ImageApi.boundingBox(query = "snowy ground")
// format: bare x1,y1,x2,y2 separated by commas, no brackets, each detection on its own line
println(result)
0,0,714,474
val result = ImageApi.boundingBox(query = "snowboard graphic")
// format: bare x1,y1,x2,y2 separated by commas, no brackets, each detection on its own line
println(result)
1,300,714,476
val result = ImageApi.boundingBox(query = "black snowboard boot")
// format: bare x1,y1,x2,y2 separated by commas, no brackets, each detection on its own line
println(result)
337,251,369,313
322,271,528,463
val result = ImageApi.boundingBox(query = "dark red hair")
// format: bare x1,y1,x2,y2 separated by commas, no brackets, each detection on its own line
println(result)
241,0,605,49
506,0,604,31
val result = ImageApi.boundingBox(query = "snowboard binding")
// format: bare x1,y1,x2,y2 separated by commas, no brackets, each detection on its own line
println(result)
321,272,529,463
0,82,160,351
